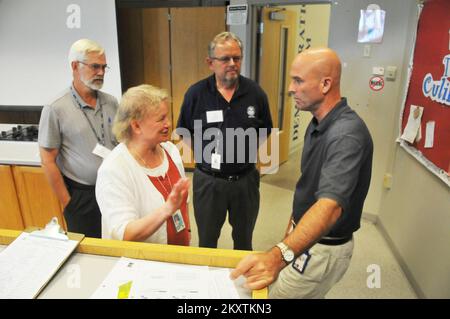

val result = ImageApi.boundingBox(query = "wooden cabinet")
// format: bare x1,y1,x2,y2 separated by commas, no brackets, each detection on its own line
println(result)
0,165,24,230
12,165,66,230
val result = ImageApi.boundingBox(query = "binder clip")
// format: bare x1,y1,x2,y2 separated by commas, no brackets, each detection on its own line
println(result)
30,217,69,241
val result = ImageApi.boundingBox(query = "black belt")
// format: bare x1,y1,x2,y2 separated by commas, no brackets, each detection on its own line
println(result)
196,165,255,181
63,176,95,191
318,235,353,246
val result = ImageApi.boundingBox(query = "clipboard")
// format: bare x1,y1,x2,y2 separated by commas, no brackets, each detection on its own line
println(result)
26,217,85,242
0,217,83,299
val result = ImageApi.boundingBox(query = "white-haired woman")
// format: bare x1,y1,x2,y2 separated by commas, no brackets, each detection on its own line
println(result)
96,84,190,245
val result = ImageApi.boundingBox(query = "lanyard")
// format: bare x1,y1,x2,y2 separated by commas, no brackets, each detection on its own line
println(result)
70,87,105,145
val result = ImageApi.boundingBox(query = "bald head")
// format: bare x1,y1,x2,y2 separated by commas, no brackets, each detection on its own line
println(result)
288,48,343,120
294,47,341,87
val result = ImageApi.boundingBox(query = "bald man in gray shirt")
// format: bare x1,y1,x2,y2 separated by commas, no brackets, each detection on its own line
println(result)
232,48,373,299
38,39,118,238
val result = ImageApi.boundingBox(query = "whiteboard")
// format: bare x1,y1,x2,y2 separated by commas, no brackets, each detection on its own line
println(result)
0,0,122,107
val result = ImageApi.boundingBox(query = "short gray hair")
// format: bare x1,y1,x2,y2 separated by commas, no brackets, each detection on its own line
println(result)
208,31,243,57
68,39,105,64
113,84,169,143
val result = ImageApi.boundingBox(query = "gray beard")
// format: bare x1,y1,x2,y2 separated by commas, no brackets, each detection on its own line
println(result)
223,75,238,88
81,77,103,91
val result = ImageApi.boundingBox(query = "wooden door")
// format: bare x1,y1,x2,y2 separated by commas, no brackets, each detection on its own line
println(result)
117,6,226,169
0,165,24,230
259,7,297,166
12,166,66,230
170,7,226,168
117,8,145,91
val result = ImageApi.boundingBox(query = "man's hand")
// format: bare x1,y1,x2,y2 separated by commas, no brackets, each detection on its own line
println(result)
230,248,285,290
40,147,71,208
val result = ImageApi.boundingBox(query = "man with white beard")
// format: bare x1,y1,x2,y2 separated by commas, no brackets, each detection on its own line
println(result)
38,39,118,238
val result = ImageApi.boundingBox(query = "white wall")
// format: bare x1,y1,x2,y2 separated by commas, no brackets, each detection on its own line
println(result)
0,0,122,107
328,0,416,218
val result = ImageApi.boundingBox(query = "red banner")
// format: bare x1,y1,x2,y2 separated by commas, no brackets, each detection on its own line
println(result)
402,0,450,175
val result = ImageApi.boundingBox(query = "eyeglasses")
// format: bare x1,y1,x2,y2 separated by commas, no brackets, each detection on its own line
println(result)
211,56,242,63
78,61,110,72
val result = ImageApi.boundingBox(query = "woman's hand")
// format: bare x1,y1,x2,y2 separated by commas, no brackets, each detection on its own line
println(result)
164,177,190,216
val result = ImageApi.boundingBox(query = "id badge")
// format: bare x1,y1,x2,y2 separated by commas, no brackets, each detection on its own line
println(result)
92,143,111,159
206,110,223,123
211,152,221,170
292,251,311,274
172,210,186,233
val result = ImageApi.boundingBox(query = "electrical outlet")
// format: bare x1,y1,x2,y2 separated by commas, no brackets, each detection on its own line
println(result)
386,66,397,81
383,173,393,189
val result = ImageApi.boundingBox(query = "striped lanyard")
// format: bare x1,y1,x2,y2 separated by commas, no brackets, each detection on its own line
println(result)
70,86,105,145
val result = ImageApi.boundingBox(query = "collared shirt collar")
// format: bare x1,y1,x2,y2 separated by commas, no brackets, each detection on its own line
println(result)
206,74,246,99
311,98,348,133
70,84,102,113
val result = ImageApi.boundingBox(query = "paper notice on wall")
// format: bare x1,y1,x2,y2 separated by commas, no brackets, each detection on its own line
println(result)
358,8,386,43
400,105,424,143
226,4,248,25
424,121,435,148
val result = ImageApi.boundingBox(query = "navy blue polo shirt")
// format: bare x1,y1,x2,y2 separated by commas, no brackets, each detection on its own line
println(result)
292,98,373,237
176,74,273,174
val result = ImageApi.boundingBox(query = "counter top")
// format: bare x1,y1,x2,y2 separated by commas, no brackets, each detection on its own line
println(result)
0,140,41,166
0,124,41,166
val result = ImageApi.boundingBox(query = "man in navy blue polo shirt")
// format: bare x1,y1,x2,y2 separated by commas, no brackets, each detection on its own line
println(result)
231,48,373,298
176,32,273,250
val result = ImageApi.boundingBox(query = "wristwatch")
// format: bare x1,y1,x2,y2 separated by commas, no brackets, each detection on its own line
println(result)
275,242,295,264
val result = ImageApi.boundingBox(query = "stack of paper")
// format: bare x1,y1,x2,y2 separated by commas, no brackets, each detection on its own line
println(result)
91,257,241,299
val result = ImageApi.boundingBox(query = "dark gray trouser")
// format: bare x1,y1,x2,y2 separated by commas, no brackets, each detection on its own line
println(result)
63,177,102,238
193,167,260,250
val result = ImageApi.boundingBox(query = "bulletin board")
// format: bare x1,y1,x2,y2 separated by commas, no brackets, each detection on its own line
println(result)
398,0,450,187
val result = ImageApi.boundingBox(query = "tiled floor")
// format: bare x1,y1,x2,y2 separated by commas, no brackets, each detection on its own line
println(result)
186,150,417,299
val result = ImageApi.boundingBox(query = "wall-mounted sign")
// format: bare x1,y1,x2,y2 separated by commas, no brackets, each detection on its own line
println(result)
226,4,248,26
369,75,384,91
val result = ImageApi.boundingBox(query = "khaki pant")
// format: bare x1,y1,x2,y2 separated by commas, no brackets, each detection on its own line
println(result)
269,239,354,299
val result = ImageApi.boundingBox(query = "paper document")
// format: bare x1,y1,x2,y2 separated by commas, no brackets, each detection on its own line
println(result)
424,121,435,148
401,105,424,143
0,232,79,298
91,257,241,299
226,4,248,26
358,8,386,43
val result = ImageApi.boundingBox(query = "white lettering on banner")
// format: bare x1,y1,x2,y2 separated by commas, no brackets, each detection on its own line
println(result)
66,4,81,29
422,54,450,106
